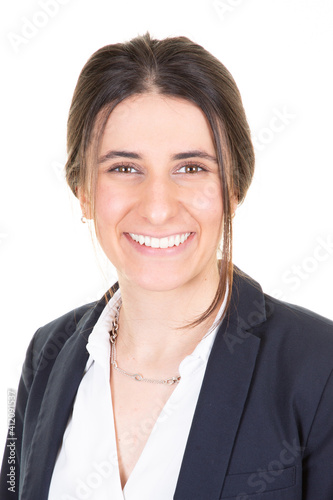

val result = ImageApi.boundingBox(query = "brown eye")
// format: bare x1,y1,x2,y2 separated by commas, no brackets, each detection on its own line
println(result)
186,165,199,173
107,164,138,173
178,164,205,174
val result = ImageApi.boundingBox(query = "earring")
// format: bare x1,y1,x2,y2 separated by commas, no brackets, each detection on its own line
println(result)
81,215,87,223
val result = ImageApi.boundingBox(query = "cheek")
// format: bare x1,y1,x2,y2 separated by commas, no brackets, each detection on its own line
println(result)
95,183,127,225
190,180,223,215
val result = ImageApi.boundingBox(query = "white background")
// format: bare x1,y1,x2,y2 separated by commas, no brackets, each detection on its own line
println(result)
0,0,332,446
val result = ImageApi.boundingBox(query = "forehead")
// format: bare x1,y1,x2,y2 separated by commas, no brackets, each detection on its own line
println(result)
99,93,215,153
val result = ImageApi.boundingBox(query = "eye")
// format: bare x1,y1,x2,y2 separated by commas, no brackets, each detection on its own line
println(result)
107,163,139,174
177,162,206,174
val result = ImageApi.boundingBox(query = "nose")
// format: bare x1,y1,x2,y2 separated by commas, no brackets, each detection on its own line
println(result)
138,174,179,225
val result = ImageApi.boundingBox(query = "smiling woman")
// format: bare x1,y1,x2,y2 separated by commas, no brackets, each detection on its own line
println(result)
66,33,255,329
1,32,333,500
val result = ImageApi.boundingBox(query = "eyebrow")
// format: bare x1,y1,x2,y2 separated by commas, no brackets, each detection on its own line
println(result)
98,149,218,164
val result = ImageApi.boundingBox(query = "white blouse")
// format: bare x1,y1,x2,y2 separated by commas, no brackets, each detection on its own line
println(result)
48,288,226,500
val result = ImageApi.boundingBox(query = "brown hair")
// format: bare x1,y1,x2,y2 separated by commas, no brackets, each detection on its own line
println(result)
65,32,255,329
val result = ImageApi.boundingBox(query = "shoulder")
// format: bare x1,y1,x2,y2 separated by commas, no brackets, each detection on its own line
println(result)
27,301,97,373
35,301,96,344
234,266,333,336
259,291,333,396
232,267,333,366
30,282,120,358
28,288,117,378
263,292,333,351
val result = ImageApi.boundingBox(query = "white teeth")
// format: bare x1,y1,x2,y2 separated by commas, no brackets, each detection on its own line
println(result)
151,237,159,249
129,232,191,248
160,237,169,249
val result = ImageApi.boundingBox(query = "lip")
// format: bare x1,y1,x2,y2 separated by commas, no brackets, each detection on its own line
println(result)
123,232,196,256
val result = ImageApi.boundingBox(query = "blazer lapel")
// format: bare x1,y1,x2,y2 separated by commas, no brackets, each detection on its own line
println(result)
174,270,266,500
20,286,118,500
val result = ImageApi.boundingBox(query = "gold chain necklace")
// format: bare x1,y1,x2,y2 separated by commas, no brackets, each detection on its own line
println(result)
109,304,181,385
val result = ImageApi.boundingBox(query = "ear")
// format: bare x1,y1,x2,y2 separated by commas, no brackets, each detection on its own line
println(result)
77,186,92,220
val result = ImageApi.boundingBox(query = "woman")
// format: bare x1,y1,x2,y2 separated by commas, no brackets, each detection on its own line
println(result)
1,32,333,500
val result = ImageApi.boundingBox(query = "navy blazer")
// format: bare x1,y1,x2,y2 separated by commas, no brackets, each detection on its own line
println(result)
1,269,333,499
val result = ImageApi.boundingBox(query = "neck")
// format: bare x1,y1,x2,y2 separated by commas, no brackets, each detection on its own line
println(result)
114,264,223,367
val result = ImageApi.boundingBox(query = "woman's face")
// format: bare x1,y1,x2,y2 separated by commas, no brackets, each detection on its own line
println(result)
91,93,224,292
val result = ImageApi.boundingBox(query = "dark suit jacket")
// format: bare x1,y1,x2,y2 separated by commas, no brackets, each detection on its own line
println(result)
1,269,333,499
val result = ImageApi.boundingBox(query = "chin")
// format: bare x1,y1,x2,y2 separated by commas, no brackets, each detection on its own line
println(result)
119,266,194,293
132,275,185,292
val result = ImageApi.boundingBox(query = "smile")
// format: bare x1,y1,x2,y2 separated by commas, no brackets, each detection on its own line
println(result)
128,232,192,248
